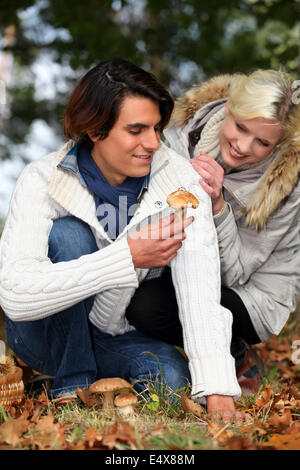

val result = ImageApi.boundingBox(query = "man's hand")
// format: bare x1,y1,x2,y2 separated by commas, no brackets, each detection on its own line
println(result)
127,213,194,269
190,153,225,215
206,394,252,424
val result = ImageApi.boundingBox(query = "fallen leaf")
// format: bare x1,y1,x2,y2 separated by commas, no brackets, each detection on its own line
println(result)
84,428,104,448
27,412,68,450
266,336,290,352
36,391,50,406
255,384,274,409
276,365,294,380
289,420,300,434
76,387,102,408
290,384,300,399
256,345,269,364
251,419,269,436
207,422,235,446
273,399,285,411
261,433,300,450
181,393,205,418
226,436,255,450
70,443,86,450
267,409,292,431
33,412,58,432
150,422,169,436
23,397,35,415
102,420,139,450
30,403,45,424
269,351,292,362
0,417,29,447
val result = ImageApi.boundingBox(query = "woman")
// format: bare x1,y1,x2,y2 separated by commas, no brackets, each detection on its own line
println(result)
0,59,242,415
126,69,300,419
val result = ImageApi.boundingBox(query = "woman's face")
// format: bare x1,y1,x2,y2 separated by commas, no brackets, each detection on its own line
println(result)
219,106,282,169
90,95,161,185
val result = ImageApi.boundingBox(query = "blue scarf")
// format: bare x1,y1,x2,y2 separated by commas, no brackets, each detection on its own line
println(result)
77,143,149,240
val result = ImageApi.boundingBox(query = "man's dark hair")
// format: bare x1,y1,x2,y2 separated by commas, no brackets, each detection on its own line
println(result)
63,58,174,145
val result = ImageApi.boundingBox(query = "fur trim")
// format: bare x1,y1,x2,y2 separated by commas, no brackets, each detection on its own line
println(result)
242,147,300,229
171,74,234,127
171,74,300,229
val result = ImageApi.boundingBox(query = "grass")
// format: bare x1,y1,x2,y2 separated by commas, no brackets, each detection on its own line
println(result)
47,388,216,450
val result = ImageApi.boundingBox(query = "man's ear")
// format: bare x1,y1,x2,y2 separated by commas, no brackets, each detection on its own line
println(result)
88,132,99,143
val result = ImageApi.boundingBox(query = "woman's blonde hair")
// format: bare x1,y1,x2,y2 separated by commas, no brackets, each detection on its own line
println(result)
228,70,294,128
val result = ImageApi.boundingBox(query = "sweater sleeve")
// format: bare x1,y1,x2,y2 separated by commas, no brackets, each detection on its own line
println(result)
0,164,138,321
170,181,241,401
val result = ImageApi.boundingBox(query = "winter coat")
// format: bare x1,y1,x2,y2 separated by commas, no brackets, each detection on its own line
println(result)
164,75,300,342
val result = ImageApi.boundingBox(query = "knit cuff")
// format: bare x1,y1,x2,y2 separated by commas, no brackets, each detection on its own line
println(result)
92,237,139,290
189,353,241,404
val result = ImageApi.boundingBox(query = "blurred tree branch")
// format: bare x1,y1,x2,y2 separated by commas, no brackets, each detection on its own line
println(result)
0,0,299,163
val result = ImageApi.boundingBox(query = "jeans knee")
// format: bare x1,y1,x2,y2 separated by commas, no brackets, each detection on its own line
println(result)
161,360,190,391
48,216,98,263
131,346,190,394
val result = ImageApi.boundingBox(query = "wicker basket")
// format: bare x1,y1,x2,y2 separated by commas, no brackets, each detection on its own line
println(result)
0,366,24,408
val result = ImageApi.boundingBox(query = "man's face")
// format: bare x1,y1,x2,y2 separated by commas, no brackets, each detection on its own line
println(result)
90,95,162,185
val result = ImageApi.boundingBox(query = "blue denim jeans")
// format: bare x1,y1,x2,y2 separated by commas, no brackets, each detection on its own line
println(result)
5,216,191,398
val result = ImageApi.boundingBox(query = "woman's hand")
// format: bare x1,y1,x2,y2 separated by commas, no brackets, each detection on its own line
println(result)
190,152,225,215
206,394,251,423
127,213,194,268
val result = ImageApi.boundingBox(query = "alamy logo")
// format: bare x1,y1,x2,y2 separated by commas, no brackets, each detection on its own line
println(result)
0,79,6,106
292,80,300,105
291,340,300,365
0,340,5,364
95,193,190,241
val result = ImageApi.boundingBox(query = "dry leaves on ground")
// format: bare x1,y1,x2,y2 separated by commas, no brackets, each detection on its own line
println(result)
0,322,299,450
182,382,300,450
179,329,300,450
0,394,142,450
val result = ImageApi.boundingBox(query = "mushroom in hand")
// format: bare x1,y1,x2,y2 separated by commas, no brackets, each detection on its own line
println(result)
167,190,199,223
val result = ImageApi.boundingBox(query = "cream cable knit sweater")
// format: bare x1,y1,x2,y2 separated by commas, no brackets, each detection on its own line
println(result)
0,140,241,401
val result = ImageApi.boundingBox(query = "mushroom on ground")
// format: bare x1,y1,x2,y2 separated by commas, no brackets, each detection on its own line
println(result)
114,393,138,418
89,377,132,410
167,190,199,223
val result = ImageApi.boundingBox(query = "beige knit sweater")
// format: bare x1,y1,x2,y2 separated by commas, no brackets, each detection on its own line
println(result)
0,140,241,401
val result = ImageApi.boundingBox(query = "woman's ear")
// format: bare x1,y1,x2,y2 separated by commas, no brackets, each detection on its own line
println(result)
224,101,230,114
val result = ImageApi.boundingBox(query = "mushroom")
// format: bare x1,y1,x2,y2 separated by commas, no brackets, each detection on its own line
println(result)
167,190,199,223
89,377,132,410
114,393,138,418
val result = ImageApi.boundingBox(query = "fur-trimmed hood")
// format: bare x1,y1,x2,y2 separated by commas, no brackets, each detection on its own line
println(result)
170,74,300,230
